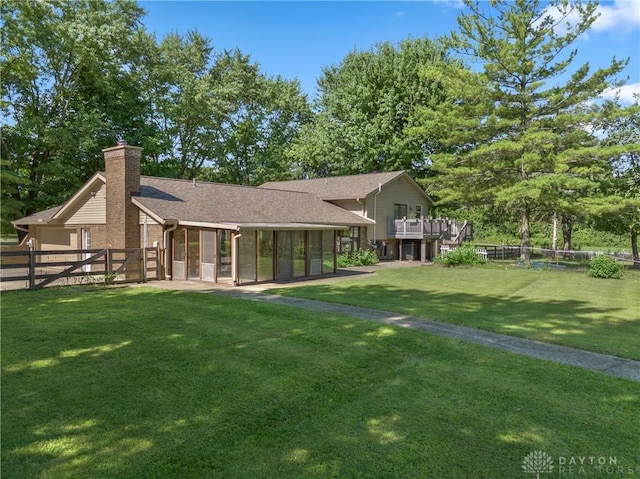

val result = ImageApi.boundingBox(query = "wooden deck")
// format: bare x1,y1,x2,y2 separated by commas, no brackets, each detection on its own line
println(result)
388,218,472,241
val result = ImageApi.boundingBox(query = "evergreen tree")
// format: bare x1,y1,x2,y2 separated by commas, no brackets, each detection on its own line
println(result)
415,0,630,259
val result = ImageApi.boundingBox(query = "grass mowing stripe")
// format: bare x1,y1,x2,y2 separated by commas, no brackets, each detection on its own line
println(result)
2,286,639,478
270,265,640,360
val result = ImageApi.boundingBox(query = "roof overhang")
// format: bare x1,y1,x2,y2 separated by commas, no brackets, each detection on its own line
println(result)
177,221,352,231
131,198,168,225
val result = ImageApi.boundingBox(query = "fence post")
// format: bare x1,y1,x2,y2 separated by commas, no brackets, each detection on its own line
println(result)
142,248,147,283
106,248,113,284
28,240,36,290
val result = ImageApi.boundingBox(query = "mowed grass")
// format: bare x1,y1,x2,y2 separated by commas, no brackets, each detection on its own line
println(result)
2,287,639,478
270,266,640,360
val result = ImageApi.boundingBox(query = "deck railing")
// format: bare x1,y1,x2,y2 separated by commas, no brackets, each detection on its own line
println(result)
388,218,472,242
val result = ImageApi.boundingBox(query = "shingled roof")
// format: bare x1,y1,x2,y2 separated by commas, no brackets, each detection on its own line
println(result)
11,205,64,225
134,177,373,227
260,171,410,200
14,175,373,229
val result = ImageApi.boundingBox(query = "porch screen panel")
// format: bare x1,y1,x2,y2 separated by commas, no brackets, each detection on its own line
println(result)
173,227,186,280
239,230,257,283
217,230,232,280
293,231,306,278
201,230,215,282
187,229,200,280
309,231,322,275
322,231,335,274
258,230,274,282
277,231,293,280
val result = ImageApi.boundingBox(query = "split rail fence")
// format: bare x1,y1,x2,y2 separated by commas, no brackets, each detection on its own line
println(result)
0,247,162,291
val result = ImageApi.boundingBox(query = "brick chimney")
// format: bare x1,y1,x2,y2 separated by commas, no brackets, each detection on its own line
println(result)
103,140,142,249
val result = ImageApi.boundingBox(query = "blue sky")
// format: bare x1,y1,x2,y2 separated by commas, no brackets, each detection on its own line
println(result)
140,1,640,102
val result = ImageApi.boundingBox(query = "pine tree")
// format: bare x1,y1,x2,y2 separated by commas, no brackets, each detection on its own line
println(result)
417,0,629,259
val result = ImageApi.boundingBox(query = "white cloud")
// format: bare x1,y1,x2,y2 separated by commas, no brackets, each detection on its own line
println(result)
395,11,405,19
431,0,464,10
592,0,640,32
537,0,639,36
602,82,640,103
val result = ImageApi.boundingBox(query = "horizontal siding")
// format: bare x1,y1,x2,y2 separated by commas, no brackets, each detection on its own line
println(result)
329,199,365,217
139,210,159,225
364,176,430,240
65,184,106,225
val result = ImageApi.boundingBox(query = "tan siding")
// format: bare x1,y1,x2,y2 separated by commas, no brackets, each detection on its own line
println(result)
65,184,106,225
364,176,431,240
139,210,159,225
37,227,77,250
328,199,365,216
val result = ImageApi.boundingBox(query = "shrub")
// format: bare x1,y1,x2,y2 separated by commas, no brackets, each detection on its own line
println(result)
337,250,379,267
587,254,623,279
439,244,487,267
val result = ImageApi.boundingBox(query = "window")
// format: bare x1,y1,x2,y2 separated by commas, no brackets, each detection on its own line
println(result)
309,231,322,275
173,227,186,280
322,231,335,273
202,230,215,281
258,230,274,282
277,231,293,279
238,230,257,283
339,226,360,253
187,229,200,280
415,205,423,218
394,204,408,219
217,230,232,280
293,231,306,278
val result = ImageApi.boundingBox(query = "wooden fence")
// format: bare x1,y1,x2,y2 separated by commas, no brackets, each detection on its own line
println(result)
0,247,162,291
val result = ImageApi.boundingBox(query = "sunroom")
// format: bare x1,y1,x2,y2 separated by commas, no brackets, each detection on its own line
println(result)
170,224,340,285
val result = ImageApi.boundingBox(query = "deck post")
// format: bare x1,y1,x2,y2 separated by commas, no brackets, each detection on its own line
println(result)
421,239,427,263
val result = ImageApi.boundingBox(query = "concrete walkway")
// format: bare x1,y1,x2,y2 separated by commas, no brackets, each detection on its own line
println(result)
143,271,640,383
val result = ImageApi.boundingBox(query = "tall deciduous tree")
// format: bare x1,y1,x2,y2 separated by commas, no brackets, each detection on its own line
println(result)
142,42,311,185
289,37,452,178
207,50,312,185
416,0,630,259
140,31,217,179
1,0,148,233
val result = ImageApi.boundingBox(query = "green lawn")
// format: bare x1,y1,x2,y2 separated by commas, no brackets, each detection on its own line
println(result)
270,265,640,360
2,286,639,478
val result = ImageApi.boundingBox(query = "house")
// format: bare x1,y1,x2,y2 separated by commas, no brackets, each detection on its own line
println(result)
12,142,373,285
12,141,470,286
261,172,471,262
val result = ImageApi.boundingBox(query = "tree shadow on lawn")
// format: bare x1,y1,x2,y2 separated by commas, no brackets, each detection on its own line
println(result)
2,288,640,478
270,283,638,360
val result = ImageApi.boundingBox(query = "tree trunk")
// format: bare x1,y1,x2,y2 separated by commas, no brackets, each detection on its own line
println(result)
632,225,639,270
552,212,558,259
562,214,573,259
520,207,530,261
